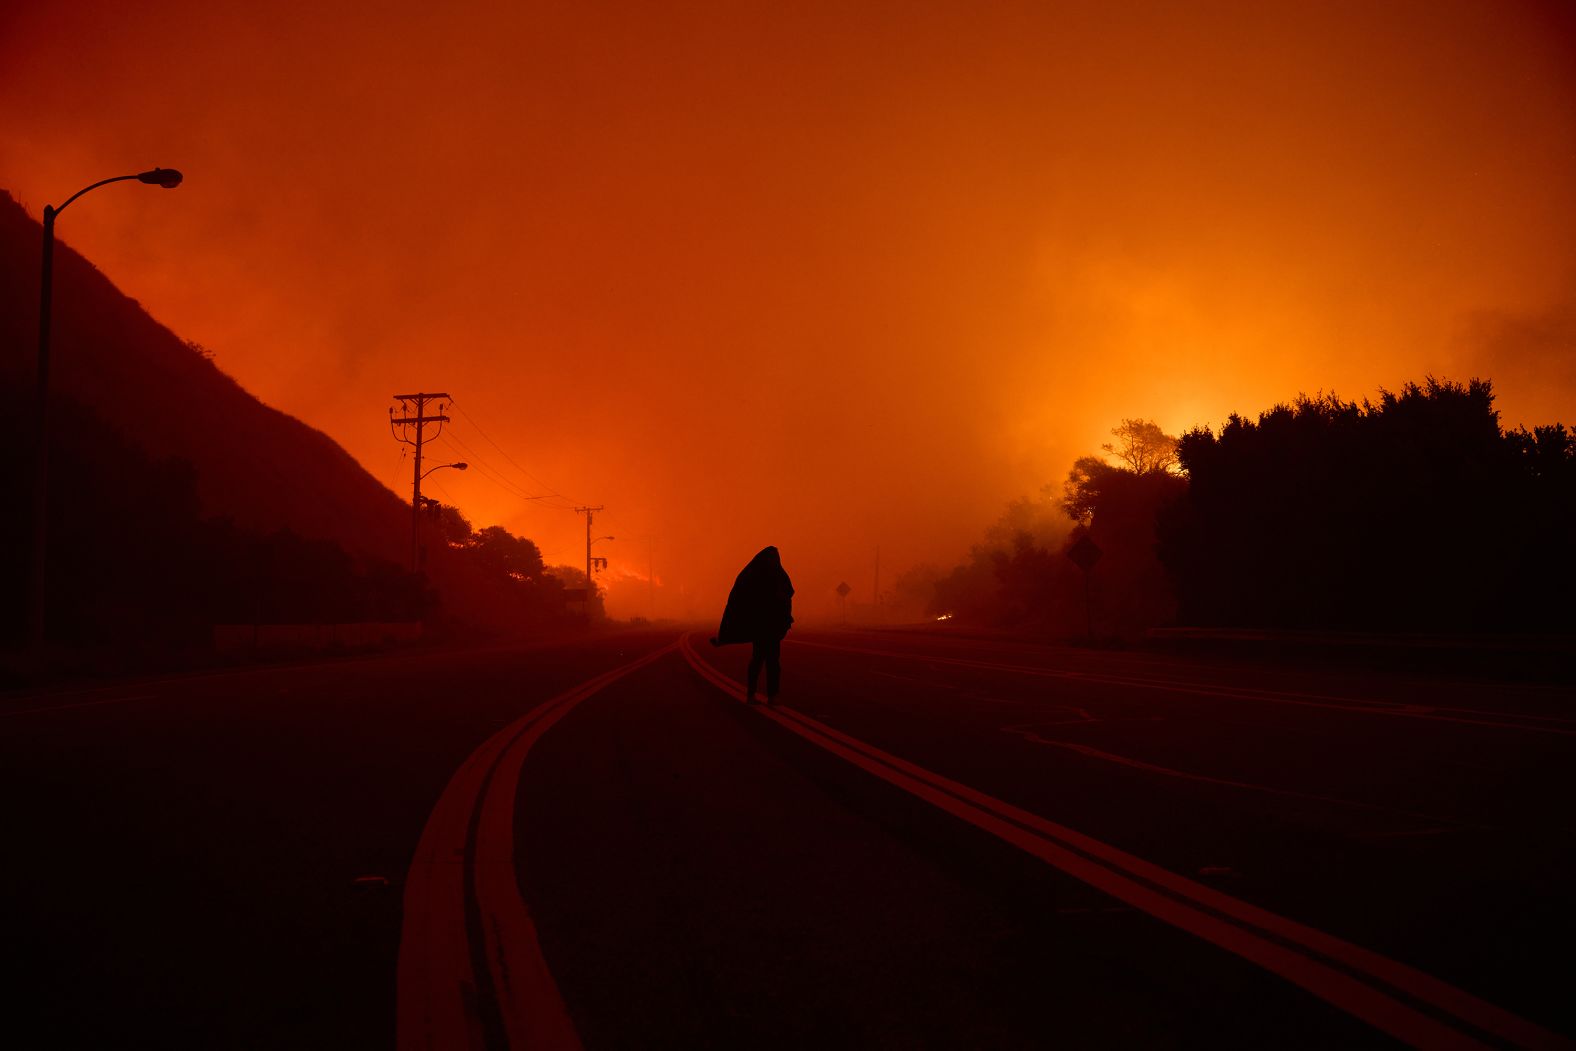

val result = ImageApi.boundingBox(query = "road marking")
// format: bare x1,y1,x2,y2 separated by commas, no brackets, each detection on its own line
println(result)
399,642,676,1051
681,633,1568,1050
833,629,1576,701
793,637,1576,737
998,726,1491,831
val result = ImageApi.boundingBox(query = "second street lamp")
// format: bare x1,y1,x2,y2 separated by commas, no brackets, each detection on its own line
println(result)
29,167,184,653
414,462,467,571
420,461,468,481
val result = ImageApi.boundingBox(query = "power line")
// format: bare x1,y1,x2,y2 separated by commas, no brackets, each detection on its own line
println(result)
435,432,527,492
437,429,568,506
449,399,574,503
392,446,408,492
426,476,457,504
435,433,553,505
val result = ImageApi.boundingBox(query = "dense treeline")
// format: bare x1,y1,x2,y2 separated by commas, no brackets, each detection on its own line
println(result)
0,398,585,651
925,379,1574,636
918,490,1071,625
915,419,1184,635
1161,379,1575,632
0,193,589,656
0,398,434,648
420,500,602,622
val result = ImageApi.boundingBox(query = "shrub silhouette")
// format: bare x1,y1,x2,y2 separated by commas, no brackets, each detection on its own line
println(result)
1159,378,1575,632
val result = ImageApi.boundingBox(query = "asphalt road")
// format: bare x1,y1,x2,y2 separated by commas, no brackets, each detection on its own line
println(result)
3,627,1572,1049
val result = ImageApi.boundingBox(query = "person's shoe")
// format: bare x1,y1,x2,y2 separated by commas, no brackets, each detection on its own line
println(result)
745,694,758,705
765,694,778,707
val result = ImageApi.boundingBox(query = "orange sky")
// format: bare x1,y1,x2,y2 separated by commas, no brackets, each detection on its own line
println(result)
4,1,1574,620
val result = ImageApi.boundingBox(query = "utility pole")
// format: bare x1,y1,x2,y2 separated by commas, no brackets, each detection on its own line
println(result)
575,505,604,621
873,544,881,624
390,392,450,572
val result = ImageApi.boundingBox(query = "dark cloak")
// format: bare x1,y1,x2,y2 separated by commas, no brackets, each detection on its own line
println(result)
713,546,794,645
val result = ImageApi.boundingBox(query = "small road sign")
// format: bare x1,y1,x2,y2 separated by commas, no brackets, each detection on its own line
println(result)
1067,535,1103,572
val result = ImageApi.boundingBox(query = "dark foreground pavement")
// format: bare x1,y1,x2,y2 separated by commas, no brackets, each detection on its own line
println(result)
3,626,1572,1048
1,631,674,1048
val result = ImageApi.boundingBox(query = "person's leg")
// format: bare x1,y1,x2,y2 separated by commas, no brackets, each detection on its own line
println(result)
765,638,782,700
746,641,764,701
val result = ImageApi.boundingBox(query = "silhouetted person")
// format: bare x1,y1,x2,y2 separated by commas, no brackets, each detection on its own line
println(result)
710,546,794,704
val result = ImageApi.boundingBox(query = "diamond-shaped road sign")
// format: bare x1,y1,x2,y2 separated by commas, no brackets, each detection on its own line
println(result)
835,581,851,597
1066,535,1103,572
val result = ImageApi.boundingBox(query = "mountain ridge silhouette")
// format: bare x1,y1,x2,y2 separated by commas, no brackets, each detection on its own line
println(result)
1,190,408,566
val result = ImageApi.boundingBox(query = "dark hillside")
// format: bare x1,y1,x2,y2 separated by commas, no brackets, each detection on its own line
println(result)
1,192,578,644
0,192,407,563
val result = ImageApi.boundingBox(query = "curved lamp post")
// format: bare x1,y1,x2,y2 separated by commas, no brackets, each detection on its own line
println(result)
30,168,183,652
420,461,467,481
414,462,466,570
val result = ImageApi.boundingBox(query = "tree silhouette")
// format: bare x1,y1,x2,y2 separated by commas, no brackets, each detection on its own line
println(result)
1061,455,1119,522
1159,377,1575,631
928,418,1185,635
425,500,474,547
1102,418,1179,475
468,525,547,584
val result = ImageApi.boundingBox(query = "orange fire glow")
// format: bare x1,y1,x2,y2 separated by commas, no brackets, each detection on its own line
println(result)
3,2,1573,619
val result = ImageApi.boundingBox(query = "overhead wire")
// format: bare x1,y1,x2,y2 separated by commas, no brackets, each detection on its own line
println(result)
437,431,544,501
434,433,545,504
391,446,409,495
448,399,577,507
388,402,589,566
426,476,457,504
434,434,581,521
395,401,648,597
448,446,578,511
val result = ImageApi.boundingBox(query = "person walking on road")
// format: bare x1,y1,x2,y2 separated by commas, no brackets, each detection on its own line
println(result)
710,546,794,704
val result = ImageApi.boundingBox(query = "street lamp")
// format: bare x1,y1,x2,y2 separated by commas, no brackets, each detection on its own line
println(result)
29,168,184,652
420,461,467,481
413,462,466,571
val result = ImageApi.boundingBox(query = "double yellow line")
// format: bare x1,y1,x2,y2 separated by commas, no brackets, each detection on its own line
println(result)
398,642,675,1051
680,633,1567,1050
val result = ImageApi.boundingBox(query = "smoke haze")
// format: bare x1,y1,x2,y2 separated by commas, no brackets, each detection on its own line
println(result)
4,0,1573,619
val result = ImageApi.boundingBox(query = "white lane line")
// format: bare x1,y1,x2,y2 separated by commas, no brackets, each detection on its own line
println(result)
682,634,1568,1050
999,726,1493,831
793,637,1576,737
399,642,676,1051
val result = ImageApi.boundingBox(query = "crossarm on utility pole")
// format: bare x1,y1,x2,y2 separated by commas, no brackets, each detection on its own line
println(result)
575,506,604,623
391,392,454,573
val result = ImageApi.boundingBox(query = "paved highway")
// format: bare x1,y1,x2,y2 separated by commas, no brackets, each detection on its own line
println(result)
4,627,1572,1048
